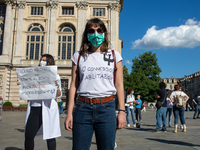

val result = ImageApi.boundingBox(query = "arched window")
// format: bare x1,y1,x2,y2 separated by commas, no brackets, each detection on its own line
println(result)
58,24,75,60
26,23,44,60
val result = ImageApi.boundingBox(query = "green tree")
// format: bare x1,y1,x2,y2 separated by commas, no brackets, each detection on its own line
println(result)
130,51,162,102
123,65,130,91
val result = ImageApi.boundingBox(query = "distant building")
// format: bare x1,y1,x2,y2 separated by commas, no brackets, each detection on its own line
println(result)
163,77,178,91
178,71,200,99
0,0,124,106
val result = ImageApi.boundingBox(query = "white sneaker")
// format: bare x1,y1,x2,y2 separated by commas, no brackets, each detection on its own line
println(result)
127,124,130,127
133,124,136,127
180,125,183,129
114,142,117,148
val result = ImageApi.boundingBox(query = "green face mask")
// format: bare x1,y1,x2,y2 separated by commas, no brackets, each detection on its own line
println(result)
87,33,104,47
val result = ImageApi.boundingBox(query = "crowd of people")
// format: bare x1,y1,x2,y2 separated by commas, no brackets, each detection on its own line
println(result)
124,81,198,134
10,17,199,150
155,82,189,133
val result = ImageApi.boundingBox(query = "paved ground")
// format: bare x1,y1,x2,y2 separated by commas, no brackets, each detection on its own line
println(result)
0,110,200,150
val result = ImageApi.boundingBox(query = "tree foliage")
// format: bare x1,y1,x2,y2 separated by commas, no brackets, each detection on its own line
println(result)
129,51,162,102
123,65,130,91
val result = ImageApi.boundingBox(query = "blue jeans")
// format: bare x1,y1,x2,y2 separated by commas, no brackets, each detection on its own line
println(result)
126,107,136,124
59,106,63,115
156,107,167,130
73,99,116,150
173,106,185,125
193,105,200,118
166,108,173,125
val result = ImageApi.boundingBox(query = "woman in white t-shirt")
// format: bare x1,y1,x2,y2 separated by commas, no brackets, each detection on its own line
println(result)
65,18,126,150
170,85,189,133
125,88,136,127
20,54,62,150
166,91,173,127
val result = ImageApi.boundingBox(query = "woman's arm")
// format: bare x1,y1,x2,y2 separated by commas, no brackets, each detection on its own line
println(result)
65,62,78,131
56,76,62,98
126,95,134,104
56,89,61,97
170,94,174,103
184,93,189,102
115,61,126,129
133,100,139,104
193,99,197,105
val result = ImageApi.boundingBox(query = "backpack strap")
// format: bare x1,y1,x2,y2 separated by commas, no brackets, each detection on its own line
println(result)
111,50,117,84
76,52,81,86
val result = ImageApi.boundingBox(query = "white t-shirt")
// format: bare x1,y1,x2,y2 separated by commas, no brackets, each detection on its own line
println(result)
171,91,186,98
72,49,122,98
166,97,173,108
30,74,61,107
126,94,135,109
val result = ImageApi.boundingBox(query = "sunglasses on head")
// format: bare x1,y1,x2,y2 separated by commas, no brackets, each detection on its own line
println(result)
87,28,104,34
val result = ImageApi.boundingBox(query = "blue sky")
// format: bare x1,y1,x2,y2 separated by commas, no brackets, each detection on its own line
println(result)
119,0,200,78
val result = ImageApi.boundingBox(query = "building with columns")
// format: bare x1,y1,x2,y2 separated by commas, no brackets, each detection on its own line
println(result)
178,71,200,99
0,0,123,106
163,77,179,91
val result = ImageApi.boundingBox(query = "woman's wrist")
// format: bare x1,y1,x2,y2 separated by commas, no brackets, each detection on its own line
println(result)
118,109,125,112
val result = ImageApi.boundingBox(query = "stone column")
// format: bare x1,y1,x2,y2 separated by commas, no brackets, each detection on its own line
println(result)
15,1,26,57
108,3,121,50
47,1,58,56
2,0,15,56
76,2,88,51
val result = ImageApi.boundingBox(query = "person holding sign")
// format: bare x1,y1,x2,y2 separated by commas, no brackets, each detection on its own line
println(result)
18,54,62,150
170,85,189,133
64,18,126,150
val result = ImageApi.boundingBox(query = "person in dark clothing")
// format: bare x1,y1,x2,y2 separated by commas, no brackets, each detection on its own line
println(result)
193,95,200,119
155,82,167,132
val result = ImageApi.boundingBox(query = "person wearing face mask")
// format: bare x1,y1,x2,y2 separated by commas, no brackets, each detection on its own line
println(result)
18,54,62,150
125,88,136,127
64,18,126,150
134,95,142,122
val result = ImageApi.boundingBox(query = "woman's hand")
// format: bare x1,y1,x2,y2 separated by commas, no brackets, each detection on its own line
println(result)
64,114,73,131
117,111,126,129
17,79,21,85
56,79,60,88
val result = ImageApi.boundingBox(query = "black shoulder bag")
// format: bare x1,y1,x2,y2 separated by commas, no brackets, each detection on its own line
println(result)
155,91,167,109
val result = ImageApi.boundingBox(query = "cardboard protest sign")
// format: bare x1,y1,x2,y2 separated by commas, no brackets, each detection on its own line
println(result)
16,66,57,100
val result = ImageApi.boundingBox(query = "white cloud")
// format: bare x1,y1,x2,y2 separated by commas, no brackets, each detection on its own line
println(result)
125,60,131,65
132,18,200,50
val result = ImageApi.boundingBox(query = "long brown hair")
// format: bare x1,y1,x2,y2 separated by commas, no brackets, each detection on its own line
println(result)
174,85,179,91
127,88,134,95
39,54,55,66
80,18,109,56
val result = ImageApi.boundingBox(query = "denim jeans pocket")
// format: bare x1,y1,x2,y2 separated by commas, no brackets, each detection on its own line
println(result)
102,100,115,110
75,100,84,109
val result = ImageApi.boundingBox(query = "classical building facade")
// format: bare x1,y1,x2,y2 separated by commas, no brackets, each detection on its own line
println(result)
163,71,200,99
0,0,123,106
163,77,178,91
178,71,200,99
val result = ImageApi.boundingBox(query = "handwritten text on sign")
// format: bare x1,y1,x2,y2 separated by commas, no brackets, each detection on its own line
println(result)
16,66,57,100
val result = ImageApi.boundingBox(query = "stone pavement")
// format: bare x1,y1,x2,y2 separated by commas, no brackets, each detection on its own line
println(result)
0,110,200,150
